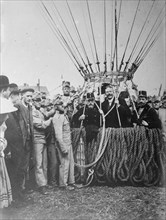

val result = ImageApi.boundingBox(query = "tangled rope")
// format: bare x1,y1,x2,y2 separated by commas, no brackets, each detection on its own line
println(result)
72,126,166,187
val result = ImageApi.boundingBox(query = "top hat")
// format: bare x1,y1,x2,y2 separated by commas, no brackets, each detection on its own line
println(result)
0,75,14,89
21,87,35,94
138,90,147,98
86,92,95,100
0,97,17,114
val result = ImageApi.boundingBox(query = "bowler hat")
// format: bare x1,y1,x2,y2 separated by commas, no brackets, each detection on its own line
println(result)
0,75,14,89
21,87,34,94
138,90,147,98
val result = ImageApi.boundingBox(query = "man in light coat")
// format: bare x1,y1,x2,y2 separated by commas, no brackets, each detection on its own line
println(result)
32,93,52,195
52,97,75,190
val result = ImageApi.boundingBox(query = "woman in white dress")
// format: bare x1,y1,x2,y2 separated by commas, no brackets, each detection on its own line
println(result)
0,98,17,209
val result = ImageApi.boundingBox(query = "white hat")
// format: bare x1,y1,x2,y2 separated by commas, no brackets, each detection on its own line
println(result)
0,97,17,114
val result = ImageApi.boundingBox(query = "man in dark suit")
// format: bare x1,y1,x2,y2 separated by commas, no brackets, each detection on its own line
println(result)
102,85,122,128
136,90,161,129
5,88,34,202
72,92,101,143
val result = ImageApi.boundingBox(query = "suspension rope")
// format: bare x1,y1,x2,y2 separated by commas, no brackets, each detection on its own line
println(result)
135,13,165,65
134,4,166,64
51,0,91,74
112,0,122,71
86,0,100,72
119,0,141,72
124,0,156,72
114,0,118,71
39,1,85,78
137,30,163,67
40,2,83,70
81,3,97,73
103,0,107,73
66,0,93,74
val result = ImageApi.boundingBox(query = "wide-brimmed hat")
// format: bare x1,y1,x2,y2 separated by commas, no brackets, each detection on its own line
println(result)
0,97,17,114
0,75,14,89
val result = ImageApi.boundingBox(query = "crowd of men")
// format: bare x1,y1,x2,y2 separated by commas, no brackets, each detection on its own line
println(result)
0,74,165,207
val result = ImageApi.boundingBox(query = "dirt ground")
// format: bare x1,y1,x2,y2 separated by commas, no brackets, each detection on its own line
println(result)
0,186,166,220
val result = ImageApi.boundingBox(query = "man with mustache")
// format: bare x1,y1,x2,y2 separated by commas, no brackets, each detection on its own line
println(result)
72,92,101,143
136,90,161,129
102,85,122,128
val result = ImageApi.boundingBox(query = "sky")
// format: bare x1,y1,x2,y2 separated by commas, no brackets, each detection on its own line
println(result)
1,0,166,96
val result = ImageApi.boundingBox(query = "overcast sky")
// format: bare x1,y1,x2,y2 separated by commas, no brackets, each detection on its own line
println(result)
1,0,166,96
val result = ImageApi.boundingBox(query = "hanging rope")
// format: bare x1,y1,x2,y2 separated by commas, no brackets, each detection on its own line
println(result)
137,29,163,67
39,1,85,78
119,0,141,72
81,2,97,73
135,14,165,65
51,0,91,75
124,0,156,72
114,0,118,71
40,1,87,76
111,0,122,71
134,4,166,64
103,0,107,73
66,0,93,74
86,0,100,72
72,127,165,186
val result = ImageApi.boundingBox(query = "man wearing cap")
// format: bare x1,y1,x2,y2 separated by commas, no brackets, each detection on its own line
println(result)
61,81,74,122
32,93,52,195
135,91,161,129
5,89,35,202
0,75,14,99
52,97,76,190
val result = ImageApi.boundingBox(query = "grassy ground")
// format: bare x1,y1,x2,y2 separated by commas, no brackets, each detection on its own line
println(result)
1,186,165,220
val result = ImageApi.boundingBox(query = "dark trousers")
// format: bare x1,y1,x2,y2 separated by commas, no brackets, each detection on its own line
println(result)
6,141,33,199
47,143,59,184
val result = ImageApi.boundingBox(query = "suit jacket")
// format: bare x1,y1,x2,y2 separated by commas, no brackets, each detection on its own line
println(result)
102,99,121,128
137,104,161,129
5,101,34,155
